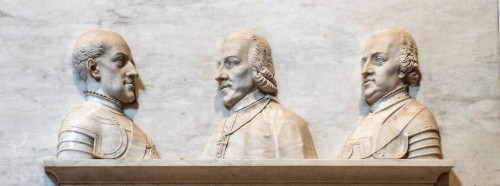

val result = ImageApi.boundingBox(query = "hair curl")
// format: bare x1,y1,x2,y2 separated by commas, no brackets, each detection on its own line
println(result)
248,34,277,95
224,31,278,95
398,31,421,86
72,40,105,84
371,29,422,87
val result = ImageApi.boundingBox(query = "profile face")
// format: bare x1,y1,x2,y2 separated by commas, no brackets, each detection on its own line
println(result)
215,39,257,109
96,33,138,104
361,33,404,105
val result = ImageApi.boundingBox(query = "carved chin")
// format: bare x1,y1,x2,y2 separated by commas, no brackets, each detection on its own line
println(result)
363,91,377,105
365,97,376,105
122,93,136,103
222,96,235,108
222,93,242,109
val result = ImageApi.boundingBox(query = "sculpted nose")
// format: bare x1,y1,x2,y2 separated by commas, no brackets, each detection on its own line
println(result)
215,66,228,82
126,62,139,78
361,60,373,78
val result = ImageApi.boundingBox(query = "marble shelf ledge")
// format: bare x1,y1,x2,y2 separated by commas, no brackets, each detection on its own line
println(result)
44,159,454,185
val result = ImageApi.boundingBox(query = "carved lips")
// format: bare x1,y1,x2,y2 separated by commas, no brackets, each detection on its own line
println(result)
219,83,231,91
363,78,374,86
124,80,135,91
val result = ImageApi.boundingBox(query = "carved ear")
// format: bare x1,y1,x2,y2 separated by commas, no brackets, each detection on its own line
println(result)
399,70,420,87
251,66,259,78
398,70,406,80
86,58,100,81
406,71,420,86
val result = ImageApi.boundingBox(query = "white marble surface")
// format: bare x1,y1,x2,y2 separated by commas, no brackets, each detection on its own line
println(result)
0,0,498,185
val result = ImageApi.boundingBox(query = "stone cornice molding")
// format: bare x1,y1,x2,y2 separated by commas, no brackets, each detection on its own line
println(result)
44,159,454,185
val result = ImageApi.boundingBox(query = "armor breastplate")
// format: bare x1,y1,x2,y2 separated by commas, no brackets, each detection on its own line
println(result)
340,99,432,159
58,101,158,159
93,106,130,158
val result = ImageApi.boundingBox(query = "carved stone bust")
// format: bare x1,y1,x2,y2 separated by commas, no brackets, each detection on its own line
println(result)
200,31,317,159
57,30,159,159
340,28,441,159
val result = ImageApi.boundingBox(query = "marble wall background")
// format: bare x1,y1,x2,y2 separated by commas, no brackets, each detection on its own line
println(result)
0,0,498,185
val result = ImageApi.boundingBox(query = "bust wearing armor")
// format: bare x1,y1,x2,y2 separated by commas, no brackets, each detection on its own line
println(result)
57,30,159,159
200,31,317,159
340,29,441,159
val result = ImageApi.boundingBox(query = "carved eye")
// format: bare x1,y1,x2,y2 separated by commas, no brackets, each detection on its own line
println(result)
361,58,367,65
225,57,240,69
228,60,236,68
374,56,385,64
115,58,125,67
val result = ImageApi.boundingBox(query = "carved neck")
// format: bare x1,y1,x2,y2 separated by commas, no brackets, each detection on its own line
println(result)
370,86,409,113
230,89,267,114
84,90,123,111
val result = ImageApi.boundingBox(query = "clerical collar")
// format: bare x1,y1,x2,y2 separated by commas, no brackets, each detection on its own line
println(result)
84,90,123,111
230,90,267,113
370,87,410,113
